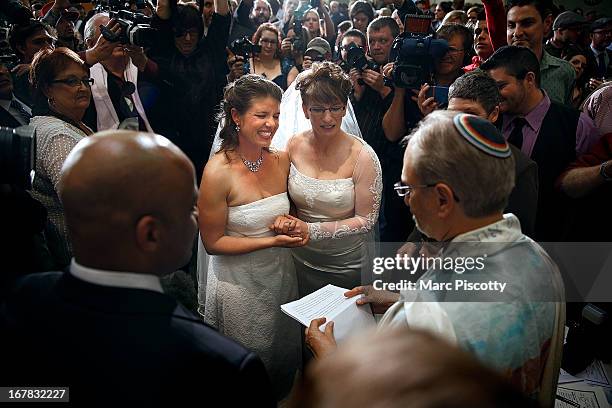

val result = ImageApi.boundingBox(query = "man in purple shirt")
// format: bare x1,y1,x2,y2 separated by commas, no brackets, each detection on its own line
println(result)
482,46,600,240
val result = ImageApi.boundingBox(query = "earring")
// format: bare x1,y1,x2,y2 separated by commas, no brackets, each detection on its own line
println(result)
235,124,241,133
48,97,55,107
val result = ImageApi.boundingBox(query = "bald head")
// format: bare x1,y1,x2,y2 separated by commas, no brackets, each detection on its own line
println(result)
60,130,198,275
295,328,536,408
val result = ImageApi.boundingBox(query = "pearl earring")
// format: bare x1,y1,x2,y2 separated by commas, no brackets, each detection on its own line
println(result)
235,124,241,133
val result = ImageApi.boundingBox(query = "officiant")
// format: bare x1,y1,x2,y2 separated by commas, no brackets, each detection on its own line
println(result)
304,112,566,406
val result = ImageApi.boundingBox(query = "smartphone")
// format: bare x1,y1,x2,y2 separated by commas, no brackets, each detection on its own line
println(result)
426,86,449,105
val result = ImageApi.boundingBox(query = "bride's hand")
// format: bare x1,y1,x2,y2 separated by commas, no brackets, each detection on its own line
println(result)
274,234,308,248
271,214,307,237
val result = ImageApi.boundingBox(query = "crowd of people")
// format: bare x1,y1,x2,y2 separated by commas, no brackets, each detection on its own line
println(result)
1,0,611,405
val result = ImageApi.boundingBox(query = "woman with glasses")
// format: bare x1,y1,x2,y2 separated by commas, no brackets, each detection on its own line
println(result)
230,23,299,90
29,47,93,267
272,62,382,297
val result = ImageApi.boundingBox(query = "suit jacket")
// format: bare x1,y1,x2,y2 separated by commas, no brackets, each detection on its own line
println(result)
0,106,22,128
0,271,276,407
508,145,539,238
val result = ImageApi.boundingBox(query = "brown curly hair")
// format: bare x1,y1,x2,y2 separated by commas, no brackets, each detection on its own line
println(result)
252,23,282,59
217,74,283,155
295,61,352,106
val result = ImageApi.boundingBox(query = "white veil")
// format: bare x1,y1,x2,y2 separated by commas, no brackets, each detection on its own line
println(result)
209,76,362,158
199,74,363,316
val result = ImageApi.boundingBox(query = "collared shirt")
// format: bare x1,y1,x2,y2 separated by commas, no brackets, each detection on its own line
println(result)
70,259,164,293
502,91,600,158
0,97,30,125
590,44,610,78
582,83,612,135
540,50,575,106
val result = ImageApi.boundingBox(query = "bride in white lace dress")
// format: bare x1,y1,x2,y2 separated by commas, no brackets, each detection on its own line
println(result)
272,63,383,296
198,76,305,400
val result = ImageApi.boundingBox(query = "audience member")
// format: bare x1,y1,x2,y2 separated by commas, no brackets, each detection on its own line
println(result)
230,0,272,43
588,17,612,85
481,46,599,240
561,45,593,108
354,16,413,243
0,62,31,126
582,81,612,135
302,37,333,71
338,28,368,70
467,6,482,25
504,0,576,105
381,0,418,26
557,129,612,241
441,9,468,26
82,13,154,132
54,7,81,52
29,47,94,266
151,0,230,180
295,328,540,408
448,70,538,237
8,20,56,108
0,130,276,407
349,0,375,34
432,1,452,31
544,11,587,58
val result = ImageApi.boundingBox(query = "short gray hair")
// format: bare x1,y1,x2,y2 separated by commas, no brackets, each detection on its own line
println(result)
404,110,515,218
84,12,110,44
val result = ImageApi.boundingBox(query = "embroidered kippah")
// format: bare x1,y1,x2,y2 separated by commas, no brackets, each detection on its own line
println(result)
452,114,511,159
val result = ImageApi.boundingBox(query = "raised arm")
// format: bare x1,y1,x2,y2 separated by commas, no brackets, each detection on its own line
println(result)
307,143,383,241
481,0,507,51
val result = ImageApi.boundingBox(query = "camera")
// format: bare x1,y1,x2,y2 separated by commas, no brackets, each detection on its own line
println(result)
230,36,261,74
0,125,35,190
388,14,447,89
291,2,313,54
344,42,380,85
95,1,158,48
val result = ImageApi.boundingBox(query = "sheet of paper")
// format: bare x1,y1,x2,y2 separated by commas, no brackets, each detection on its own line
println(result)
556,383,609,408
560,361,612,387
578,361,611,387
281,284,376,342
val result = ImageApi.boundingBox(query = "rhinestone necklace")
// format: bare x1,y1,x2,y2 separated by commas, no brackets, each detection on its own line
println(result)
241,150,264,172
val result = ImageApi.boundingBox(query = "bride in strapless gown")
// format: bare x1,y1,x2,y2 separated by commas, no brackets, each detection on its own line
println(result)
203,193,300,398
197,76,306,400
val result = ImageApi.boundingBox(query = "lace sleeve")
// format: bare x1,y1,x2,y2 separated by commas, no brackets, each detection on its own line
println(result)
308,142,382,241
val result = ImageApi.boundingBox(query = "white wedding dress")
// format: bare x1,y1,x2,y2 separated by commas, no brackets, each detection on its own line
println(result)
288,139,383,296
202,192,301,399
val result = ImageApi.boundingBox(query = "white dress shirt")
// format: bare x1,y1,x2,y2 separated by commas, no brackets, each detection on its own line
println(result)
70,259,164,293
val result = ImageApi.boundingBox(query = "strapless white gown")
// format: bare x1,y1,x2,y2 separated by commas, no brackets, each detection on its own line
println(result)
201,192,300,399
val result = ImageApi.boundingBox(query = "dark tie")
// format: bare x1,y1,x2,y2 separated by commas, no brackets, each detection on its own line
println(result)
10,99,31,124
508,117,527,150
597,52,606,78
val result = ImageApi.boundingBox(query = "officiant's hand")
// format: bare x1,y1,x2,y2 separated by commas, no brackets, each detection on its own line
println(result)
345,286,399,314
305,317,337,359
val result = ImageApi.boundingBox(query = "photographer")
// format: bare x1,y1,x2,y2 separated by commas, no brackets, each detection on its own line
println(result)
338,28,367,68
348,17,410,242
227,23,299,89
229,0,272,44
81,13,154,133
151,0,230,180
382,23,473,142
301,37,332,71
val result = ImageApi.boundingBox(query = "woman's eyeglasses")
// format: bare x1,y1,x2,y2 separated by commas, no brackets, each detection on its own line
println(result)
260,39,278,45
51,77,94,88
308,106,346,116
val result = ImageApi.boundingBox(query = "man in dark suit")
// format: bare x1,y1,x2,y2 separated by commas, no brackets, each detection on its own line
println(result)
588,17,612,84
0,130,276,407
481,46,600,241
0,62,31,127
447,70,539,238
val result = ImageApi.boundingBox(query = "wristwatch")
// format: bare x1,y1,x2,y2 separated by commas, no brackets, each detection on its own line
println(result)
600,161,612,182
